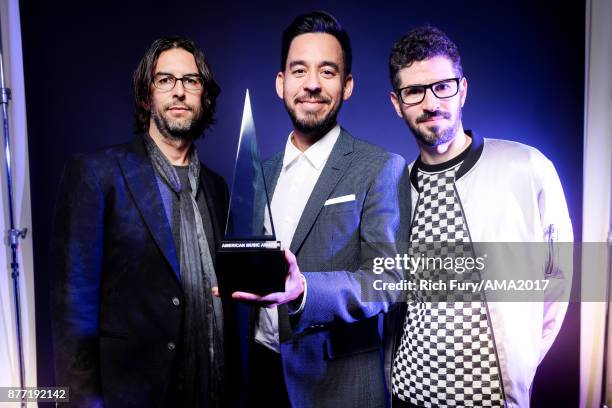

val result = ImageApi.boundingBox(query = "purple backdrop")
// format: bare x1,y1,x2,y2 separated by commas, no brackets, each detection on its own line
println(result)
20,1,583,406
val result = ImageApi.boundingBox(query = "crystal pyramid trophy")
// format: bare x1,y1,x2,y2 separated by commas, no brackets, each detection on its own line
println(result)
216,90,286,295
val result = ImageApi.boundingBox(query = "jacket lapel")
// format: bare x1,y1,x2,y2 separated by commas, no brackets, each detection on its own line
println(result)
117,136,180,280
289,129,354,254
263,152,283,202
199,165,232,266
266,131,354,343
261,152,283,238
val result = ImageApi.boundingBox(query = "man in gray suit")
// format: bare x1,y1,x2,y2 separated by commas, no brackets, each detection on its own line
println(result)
232,11,410,408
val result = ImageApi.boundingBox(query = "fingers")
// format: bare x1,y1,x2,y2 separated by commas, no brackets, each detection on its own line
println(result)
284,249,300,275
231,291,286,308
212,286,220,297
284,248,297,264
259,292,284,304
231,291,263,301
232,292,282,308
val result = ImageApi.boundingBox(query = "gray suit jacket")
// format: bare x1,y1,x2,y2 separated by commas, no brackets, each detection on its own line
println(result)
249,128,411,408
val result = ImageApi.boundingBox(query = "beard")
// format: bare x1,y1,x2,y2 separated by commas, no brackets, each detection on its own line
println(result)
406,106,462,147
284,93,341,138
151,101,205,142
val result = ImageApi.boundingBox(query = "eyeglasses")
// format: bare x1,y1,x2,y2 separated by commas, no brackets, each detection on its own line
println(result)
395,77,461,105
152,73,204,92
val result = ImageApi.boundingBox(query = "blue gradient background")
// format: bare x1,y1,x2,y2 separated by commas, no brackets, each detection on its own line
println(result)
21,1,583,406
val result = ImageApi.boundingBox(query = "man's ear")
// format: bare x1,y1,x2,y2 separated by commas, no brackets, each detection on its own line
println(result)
389,91,403,118
275,72,284,99
342,74,354,101
459,76,468,108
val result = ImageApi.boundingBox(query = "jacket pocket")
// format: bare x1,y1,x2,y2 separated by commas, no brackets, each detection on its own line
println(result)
323,200,358,214
544,224,561,278
324,317,381,360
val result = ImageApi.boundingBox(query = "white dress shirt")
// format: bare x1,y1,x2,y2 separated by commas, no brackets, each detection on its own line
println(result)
254,125,341,353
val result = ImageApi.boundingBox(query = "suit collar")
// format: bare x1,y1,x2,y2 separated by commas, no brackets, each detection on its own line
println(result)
198,163,222,243
290,128,354,254
263,151,284,208
282,125,341,171
263,128,355,253
118,135,181,280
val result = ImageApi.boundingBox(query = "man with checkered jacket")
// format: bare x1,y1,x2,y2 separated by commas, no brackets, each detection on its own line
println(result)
383,26,573,408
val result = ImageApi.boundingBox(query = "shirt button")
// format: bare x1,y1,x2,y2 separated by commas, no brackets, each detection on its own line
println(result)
172,297,180,306
167,341,176,351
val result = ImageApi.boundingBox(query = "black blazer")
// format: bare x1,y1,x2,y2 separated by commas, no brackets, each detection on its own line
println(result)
50,136,232,407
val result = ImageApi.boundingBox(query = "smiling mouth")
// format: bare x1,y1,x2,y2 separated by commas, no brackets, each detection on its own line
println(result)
296,93,331,103
298,99,327,104
297,100,329,113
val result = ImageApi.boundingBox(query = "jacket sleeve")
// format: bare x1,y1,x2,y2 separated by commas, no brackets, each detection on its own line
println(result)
50,156,105,407
532,152,573,363
290,154,411,334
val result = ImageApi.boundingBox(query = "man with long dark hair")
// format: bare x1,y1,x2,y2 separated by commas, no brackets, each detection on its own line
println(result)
231,11,411,408
51,36,230,407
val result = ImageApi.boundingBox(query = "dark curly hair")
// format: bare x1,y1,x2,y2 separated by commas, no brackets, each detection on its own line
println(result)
389,26,463,90
281,11,352,78
133,36,220,136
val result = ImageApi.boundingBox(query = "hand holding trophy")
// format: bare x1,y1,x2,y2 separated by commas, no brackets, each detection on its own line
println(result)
216,90,290,298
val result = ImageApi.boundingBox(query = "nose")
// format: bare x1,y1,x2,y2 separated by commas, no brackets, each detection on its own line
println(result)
173,79,186,98
303,72,321,93
421,88,440,112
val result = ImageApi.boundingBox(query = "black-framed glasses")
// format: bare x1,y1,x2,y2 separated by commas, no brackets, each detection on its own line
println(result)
152,73,204,91
395,77,461,105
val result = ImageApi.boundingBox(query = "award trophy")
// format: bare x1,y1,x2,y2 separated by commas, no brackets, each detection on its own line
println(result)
216,90,286,295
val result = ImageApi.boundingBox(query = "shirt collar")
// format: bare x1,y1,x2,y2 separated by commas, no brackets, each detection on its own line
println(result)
282,125,341,170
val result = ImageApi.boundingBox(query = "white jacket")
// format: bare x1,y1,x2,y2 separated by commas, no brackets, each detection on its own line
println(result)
384,131,573,408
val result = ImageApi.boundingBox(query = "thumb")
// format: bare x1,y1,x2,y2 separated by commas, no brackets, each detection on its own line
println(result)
284,249,299,275
284,248,296,265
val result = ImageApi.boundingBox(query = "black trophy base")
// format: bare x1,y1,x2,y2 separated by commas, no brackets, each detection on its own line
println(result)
216,241,286,296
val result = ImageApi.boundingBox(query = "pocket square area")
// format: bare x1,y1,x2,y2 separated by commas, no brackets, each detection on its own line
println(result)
324,194,356,206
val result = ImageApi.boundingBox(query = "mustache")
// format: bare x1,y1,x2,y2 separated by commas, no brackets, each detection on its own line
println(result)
164,103,192,111
295,94,332,104
416,110,450,123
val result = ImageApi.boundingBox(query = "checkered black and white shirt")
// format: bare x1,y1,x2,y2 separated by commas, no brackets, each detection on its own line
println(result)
392,153,504,408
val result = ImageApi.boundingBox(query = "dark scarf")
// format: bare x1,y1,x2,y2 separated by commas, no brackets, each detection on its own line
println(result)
144,134,223,407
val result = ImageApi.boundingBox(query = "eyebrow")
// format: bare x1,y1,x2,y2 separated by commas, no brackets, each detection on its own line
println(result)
320,61,340,71
400,78,457,88
288,60,340,71
153,71,200,76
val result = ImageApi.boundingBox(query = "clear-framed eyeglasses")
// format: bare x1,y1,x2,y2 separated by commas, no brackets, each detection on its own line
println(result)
395,77,461,105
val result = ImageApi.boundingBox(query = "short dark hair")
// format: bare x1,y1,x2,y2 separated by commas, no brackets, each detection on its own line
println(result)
280,11,352,78
133,36,220,135
389,26,463,90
